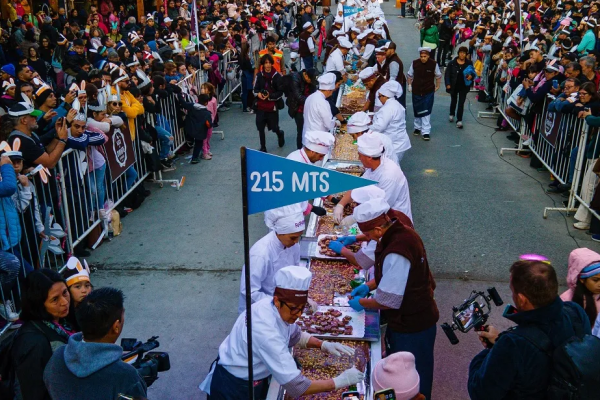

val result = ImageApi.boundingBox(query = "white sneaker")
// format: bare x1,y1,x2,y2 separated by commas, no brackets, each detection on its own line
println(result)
574,221,590,230
457,121,463,129
449,115,454,122
0,300,19,322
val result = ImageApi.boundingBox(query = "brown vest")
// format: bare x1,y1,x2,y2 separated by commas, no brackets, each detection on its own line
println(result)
368,76,387,112
411,58,437,96
374,221,439,333
298,31,312,57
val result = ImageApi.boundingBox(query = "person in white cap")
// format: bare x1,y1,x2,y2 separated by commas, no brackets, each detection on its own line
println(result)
358,67,388,113
406,47,442,141
334,131,412,222
348,197,438,400
202,266,364,399
347,113,398,165
358,29,377,69
326,37,352,73
288,130,335,166
302,73,337,140
372,352,423,400
299,22,316,69
371,81,410,163
328,185,414,269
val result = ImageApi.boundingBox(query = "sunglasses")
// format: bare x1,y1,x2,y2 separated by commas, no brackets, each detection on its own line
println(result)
111,102,123,107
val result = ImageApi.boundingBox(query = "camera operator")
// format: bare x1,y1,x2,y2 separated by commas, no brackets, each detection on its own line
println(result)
43,287,147,400
468,260,591,400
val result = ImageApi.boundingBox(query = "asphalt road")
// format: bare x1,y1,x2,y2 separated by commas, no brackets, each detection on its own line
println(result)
90,2,593,398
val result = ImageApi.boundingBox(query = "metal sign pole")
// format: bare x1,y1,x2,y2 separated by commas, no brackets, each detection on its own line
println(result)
240,147,255,400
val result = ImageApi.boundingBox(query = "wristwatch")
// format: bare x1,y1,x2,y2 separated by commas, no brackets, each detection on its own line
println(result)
58,138,67,144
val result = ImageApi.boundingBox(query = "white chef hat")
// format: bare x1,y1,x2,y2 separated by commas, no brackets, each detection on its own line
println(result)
303,21,313,29
378,81,403,98
374,20,384,28
304,130,335,154
318,73,337,90
358,67,377,81
338,37,353,49
333,29,346,37
334,16,344,24
274,266,312,303
373,28,384,36
264,204,305,234
357,131,384,157
418,47,432,54
351,185,386,204
351,27,361,34
353,198,391,232
347,111,371,134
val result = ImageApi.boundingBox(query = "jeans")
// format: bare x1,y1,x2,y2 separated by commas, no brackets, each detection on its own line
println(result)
125,166,137,190
0,251,20,300
401,2,406,16
568,146,579,184
209,363,270,400
386,324,437,400
294,113,304,149
450,88,469,121
302,55,314,70
437,39,451,66
156,126,173,160
241,70,254,111
192,139,204,159
89,164,106,211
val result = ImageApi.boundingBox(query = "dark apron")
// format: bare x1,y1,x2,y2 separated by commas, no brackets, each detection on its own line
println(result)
412,91,435,118
209,361,271,400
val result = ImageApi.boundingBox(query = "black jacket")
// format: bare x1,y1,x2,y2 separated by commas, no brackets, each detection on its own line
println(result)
439,16,454,41
468,298,591,400
444,58,473,91
253,70,284,112
11,320,70,400
285,71,316,118
178,94,212,141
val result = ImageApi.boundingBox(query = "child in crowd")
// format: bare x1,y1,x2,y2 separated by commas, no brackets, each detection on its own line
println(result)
178,92,212,164
372,352,424,400
561,248,600,327
201,82,218,160
62,256,93,332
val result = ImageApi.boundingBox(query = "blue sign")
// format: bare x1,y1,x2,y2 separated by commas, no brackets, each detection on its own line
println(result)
343,6,364,16
245,149,376,215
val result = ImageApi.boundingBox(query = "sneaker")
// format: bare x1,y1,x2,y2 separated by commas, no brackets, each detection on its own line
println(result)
547,183,570,193
218,106,230,112
592,234,600,242
413,129,421,136
456,121,463,129
422,134,430,141
259,146,267,153
574,221,590,230
243,108,250,113
201,154,212,160
0,300,19,322
161,163,176,172
249,109,255,114
277,130,285,147
516,151,531,158
190,158,200,164
449,115,454,122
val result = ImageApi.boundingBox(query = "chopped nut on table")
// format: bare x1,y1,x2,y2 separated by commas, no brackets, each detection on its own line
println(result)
309,260,355,305
318,235,362,257
331,134,359,161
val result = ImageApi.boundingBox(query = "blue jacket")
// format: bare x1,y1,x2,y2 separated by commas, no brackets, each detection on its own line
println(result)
0,163,20,250
468,298,591,400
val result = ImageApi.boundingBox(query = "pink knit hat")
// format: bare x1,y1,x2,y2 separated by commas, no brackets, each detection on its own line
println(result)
372,352,420,400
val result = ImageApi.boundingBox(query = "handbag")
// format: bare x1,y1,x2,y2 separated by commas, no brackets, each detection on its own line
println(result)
507,84,532,116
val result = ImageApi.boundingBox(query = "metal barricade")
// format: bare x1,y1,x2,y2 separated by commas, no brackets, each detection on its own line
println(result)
572,126,600,226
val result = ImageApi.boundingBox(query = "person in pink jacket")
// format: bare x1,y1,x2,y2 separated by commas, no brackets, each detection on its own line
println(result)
201,82,218,160
560,248,600,327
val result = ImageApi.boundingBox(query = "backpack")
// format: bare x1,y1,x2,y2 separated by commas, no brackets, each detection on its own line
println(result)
511,304,600,400
0,330,17,399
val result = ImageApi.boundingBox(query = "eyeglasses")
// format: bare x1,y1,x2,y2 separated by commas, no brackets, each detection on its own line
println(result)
280,300,305,315
580,92,590,96
111,102,123,107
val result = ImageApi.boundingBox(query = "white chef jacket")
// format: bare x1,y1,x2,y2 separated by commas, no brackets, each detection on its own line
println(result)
362,157,412,221
200,298,310,397
303,91,335,137
361,43,376,62
368,1,384,18
326,48,345,73
374,253,410,309
371,98,411,155
238,230,300,313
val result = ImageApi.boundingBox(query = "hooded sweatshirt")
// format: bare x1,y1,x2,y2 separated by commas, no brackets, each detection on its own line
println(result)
43,332,147,400
560,248,600,313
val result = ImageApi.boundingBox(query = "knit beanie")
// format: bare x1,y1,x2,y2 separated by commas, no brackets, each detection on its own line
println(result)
372,352,420,400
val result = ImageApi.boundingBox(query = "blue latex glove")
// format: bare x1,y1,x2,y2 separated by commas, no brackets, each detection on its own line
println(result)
328,241,344,255
338,236,357,246
351,284,370,298
349,297,364,311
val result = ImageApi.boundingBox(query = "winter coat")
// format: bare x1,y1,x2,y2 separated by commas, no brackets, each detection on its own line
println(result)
444,58,474,89
420,25,439,47
285,71,316,118
43,332,147,400
468,297,590,400
178,94,212,141
0,164,20,251
11,320,70,400
560,248,600,313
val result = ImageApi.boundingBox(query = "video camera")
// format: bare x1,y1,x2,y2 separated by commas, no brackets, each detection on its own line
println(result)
440,287,503,348
121,336,171,387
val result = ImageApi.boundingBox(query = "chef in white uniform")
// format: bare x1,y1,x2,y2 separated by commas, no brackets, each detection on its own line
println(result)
368,0,385,18
202,266,365,399
287,130,335,216
333,131,412,223
302,73,338,140
370,81,411,164
326,37,352,73
347,112,398,166
237,204,304,313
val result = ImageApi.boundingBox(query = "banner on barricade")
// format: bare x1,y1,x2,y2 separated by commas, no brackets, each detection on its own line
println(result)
542,109,561,148
105,125,136,182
